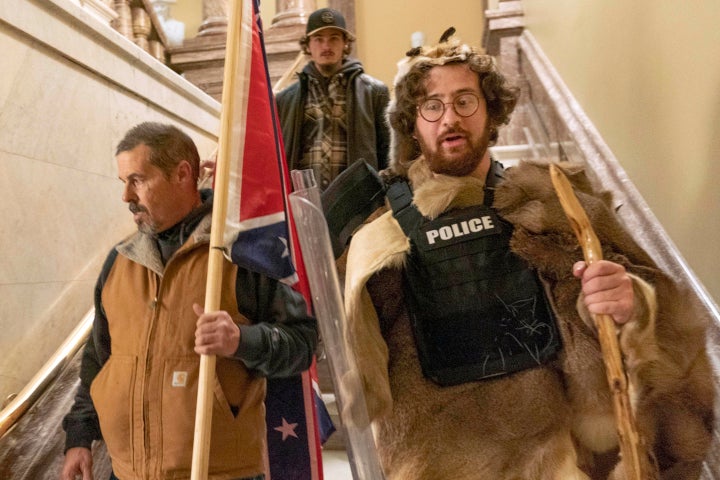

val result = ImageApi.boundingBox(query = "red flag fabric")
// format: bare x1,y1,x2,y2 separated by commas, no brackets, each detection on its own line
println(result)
220,0,333,478
222,0,296,284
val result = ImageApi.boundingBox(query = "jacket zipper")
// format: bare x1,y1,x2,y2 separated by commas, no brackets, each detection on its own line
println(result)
142,275,160,478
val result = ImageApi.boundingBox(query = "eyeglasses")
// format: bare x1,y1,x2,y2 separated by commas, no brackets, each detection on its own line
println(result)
418,92,480,122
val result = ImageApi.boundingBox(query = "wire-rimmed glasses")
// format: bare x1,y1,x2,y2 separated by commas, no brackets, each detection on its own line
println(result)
418,92,480,122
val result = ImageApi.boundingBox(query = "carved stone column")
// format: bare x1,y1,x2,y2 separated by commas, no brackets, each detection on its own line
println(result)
131,7,152,52
112,0,134,40
483,0,524,74
328,0,355,55
107,0,169,64
168,0,357,99
263,0,316,87
197,0,228,36
168,0,228,100
483,0,528,147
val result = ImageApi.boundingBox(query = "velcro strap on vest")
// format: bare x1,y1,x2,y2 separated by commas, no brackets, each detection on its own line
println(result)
386,180,422,235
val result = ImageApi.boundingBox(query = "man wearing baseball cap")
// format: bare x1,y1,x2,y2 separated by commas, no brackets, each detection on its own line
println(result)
276,7,390,192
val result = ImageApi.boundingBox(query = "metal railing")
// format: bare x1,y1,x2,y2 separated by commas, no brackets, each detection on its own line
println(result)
0,309,94,438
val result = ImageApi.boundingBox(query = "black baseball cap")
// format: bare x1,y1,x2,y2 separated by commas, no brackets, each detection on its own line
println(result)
305,8,355,40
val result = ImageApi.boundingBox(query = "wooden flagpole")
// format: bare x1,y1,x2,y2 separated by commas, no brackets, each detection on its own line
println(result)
191,0,246,478
549,163,658,480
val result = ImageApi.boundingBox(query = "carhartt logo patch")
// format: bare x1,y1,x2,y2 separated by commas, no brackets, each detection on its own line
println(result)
172,371,188,387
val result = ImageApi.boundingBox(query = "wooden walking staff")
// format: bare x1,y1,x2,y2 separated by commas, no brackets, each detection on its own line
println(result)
549,163,657,480
191,0,251,478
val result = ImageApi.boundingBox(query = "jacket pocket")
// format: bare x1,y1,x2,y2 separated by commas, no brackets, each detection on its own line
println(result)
90,354,137,471
160,357,198,472
160,357,242,474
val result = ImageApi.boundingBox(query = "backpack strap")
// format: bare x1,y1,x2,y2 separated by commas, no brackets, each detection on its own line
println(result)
386,180,423,236
483,159,505,207
320,160,386,258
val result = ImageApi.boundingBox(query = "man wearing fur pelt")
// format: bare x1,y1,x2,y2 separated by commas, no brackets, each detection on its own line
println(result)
340,30,714,480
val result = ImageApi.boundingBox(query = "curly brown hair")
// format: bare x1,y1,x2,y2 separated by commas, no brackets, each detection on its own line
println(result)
388,43,519,174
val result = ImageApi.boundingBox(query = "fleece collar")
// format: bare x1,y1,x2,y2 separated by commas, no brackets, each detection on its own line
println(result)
407,157,486,219
116,191,213,276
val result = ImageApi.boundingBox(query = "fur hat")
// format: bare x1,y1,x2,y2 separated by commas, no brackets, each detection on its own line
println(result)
392,28,472,88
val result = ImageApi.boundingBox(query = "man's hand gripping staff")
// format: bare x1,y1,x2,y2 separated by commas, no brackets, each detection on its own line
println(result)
549,163,659,480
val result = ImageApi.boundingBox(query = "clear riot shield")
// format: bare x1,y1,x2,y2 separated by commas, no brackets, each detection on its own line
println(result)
289,169,385,480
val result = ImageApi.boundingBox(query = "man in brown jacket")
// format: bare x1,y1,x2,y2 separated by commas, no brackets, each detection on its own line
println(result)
61,122,317,480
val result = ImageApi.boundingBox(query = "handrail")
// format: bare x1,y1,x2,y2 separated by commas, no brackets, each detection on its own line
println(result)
0,47,312,441
0,309,94,438
518,30,720,320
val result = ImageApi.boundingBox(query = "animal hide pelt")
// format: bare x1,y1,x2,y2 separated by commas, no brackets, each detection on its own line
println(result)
494,160,714,479
341,158,714,480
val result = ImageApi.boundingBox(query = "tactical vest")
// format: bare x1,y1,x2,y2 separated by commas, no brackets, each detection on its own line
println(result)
387,162,561,386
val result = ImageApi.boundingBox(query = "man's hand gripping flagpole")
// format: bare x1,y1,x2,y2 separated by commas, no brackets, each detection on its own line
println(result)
191,0,248,478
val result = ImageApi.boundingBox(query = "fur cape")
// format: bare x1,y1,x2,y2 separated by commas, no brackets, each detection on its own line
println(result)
341,158,714,480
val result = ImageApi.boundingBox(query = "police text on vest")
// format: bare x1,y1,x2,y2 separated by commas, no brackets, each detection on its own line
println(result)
425,216,495,245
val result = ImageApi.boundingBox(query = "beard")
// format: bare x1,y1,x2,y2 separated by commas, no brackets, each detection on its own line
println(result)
129,202,157,234
419,122,491,177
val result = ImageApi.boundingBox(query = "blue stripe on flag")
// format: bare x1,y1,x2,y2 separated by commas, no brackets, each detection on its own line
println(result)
229,223,295,281
265,376,313,480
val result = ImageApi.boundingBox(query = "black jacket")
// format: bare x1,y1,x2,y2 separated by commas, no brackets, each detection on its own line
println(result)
275,59,390,180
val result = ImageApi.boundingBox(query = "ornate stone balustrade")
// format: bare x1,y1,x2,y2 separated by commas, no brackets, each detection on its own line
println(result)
111,0,169,63
169,1,355,100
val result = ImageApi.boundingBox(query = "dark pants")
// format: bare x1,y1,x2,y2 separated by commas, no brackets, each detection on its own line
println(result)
111,473,264,480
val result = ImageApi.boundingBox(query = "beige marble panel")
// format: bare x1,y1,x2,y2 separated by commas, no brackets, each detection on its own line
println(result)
0,148,134,400
0,52,107,175
0,0,221,403
0,152,132,283
0,278,95,401
0,28,30,112
105,86,219,161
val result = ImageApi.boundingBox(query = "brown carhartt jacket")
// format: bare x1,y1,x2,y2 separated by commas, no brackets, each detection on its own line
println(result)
94,215,265,480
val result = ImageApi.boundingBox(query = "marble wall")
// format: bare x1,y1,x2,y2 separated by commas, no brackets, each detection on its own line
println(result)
0,0,220,403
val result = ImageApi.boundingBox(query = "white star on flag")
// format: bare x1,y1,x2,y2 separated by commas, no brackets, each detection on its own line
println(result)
279,236,289,258
274,417,299,441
